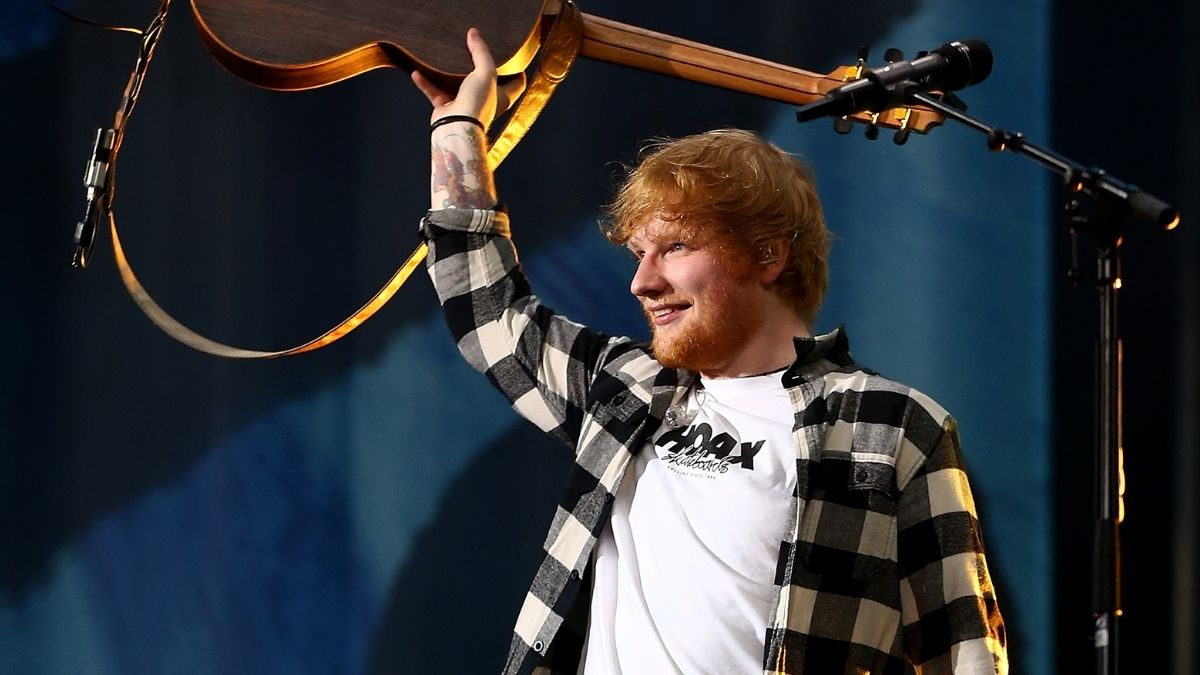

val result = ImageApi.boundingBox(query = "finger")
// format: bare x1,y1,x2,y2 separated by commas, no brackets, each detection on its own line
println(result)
411,70,452,109
455,28,499,125
465,27,496,73
496,72,527,115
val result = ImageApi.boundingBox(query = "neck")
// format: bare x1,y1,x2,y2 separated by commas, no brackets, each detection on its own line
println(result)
700,296,810,379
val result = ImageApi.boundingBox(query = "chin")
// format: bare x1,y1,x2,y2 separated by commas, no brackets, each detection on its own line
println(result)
651,325,734,373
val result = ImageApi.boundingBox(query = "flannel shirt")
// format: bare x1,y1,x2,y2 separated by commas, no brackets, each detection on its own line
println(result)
420,207,1007,675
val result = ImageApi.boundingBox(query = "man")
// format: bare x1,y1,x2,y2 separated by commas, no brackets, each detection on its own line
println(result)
412,28,1007,675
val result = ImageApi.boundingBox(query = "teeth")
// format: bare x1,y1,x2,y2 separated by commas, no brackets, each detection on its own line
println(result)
650,305,686,317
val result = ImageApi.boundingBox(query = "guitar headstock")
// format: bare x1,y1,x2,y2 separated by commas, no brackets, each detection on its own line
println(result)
822,46,945,145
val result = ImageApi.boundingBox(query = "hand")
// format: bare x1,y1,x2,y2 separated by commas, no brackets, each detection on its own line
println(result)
411,28,528,131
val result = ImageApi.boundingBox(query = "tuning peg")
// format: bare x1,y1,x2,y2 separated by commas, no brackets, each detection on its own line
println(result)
884,47,904,63
892,107,913,145
846,45,870,82
864,111,881,140
833,118,853,135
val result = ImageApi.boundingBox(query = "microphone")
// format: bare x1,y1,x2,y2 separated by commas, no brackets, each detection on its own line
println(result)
797,39,993,122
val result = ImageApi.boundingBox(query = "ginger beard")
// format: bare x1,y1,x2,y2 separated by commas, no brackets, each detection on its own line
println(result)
644,252,765,373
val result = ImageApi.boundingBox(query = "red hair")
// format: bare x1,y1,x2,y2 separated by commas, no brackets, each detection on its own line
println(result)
604,129,829,322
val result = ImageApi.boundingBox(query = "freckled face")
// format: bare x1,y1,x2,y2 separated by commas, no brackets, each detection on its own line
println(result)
628,218,763,373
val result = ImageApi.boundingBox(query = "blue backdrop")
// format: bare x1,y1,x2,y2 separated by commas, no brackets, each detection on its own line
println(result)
0,0,1098,673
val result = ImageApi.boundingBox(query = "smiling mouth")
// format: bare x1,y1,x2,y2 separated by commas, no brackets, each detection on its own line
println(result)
646,303,691,325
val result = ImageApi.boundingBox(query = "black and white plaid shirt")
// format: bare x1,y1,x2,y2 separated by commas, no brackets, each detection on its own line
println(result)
420,208,1007,675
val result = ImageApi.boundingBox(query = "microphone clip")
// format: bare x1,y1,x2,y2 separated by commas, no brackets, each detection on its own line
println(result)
797,39,991,142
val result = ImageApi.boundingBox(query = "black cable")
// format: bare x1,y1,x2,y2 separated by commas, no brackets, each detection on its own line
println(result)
39,0,144,36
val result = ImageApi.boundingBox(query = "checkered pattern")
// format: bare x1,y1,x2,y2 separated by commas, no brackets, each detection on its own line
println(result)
421,208,1007,675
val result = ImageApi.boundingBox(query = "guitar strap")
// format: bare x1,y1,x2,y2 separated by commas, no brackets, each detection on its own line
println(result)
487,0,584,168
109,0,585,358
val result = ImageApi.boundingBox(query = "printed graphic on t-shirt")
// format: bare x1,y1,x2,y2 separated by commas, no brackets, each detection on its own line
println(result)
581,373,796,675
654,422,765,478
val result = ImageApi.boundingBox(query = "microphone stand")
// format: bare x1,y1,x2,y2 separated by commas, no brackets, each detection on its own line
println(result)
892,88,1179,675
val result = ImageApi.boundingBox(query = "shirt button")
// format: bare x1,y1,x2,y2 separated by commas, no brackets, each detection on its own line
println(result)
612,394,627,406
533,640,545,653
854,468,870,483
570,569,580,580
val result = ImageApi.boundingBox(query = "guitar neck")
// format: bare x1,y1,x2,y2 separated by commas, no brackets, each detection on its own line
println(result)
577,13,843,107
572,11,942,134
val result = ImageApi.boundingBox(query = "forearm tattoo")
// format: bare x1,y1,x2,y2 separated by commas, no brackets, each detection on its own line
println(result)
430,129,497,209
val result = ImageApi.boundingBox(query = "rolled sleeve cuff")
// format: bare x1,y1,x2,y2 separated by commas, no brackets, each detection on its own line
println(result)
419,207,511,241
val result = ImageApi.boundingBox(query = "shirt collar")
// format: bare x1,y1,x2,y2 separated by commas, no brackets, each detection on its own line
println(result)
783,326,852,386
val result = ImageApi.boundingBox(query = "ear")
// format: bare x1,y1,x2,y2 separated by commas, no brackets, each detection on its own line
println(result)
758,238,789,286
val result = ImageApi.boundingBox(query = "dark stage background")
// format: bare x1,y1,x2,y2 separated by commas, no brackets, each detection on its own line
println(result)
1,1,1195,673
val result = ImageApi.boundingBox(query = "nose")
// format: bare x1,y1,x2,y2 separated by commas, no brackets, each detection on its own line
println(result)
630,255,667,298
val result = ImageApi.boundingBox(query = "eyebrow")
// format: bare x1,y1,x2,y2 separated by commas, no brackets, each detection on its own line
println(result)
637,225,695,243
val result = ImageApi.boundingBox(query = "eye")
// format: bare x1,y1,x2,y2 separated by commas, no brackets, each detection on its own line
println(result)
666,242,687,254
627,247,644,261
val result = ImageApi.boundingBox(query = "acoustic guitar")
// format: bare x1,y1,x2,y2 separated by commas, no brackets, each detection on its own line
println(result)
104,0,940,360
189,0,942,135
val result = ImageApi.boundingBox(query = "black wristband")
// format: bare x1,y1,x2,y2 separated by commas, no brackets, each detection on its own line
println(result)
430,115,485,133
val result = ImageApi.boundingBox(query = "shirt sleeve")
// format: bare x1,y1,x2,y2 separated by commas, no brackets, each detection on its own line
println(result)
896,416,1009,674
420,207,625,448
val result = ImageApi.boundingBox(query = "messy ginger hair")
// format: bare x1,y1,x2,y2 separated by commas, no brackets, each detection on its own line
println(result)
604,128,829,322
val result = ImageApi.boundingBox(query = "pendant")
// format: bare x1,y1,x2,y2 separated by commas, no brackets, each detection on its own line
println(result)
664,404,698,429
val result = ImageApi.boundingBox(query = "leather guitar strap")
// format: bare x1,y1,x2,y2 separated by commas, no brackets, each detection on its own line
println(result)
487,0,583,168
110,0,585,358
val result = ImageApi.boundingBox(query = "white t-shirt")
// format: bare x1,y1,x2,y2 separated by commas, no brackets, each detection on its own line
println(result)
580,371,797,674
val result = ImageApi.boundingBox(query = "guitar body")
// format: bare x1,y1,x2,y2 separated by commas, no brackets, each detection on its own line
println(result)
189,0,547,91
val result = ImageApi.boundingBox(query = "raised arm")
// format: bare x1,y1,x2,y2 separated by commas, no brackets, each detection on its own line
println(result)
411,27,525,209
413,31,623,449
